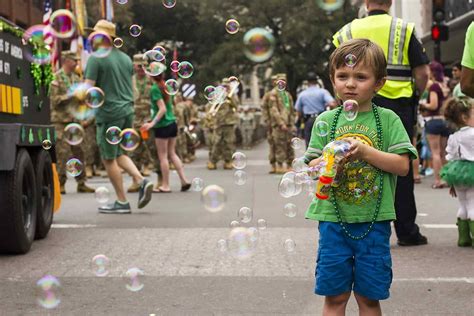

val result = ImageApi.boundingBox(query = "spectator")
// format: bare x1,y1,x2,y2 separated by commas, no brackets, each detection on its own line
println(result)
85,20,153,213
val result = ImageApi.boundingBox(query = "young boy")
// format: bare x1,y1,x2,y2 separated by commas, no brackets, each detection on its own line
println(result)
304,39,418,315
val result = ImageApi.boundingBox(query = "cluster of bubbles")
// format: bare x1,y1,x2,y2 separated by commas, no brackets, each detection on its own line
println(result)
232,151,247,185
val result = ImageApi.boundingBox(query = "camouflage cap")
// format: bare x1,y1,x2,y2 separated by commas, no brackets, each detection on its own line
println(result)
276,73,287,80
222,77,230,85
61,50,79,60
133,53,145,65
270,75,278,81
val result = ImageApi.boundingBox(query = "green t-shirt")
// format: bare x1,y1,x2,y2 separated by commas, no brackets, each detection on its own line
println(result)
461,22,474,69
150,83,176,128
304,106,418,223
84,48,134,123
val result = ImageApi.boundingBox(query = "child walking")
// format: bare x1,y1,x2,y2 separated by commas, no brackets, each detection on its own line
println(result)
304,39,417,315
441,98,474,247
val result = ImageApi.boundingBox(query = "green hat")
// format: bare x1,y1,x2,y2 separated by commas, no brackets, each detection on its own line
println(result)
61,50,79,60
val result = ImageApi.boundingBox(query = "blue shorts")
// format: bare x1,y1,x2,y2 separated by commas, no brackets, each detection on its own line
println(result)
315,221,392,301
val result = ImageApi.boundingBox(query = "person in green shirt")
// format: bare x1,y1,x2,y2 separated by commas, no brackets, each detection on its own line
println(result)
84,20,153,213
141,67,191,193
304,39,417,315
461,22,474,97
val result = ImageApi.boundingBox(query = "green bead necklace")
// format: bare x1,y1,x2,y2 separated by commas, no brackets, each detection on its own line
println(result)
329,103,384,240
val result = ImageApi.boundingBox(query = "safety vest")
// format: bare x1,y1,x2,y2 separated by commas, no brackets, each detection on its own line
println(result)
333,14,415,99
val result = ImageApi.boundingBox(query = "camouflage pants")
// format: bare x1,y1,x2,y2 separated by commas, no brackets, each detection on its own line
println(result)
205,128,216,161
272,127,294,165
54,123,87,185
241,127,253,147
176,129,187,159
267,126,276,164
186,131,196,159
210,125,235,163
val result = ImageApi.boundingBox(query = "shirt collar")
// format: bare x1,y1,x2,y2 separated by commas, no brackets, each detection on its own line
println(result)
459,126,471,131
368,10,389,16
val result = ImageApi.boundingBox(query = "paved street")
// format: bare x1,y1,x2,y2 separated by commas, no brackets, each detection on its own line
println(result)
1,141,473,315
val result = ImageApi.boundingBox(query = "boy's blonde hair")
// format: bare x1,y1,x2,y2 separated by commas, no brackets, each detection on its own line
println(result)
329,38,387,82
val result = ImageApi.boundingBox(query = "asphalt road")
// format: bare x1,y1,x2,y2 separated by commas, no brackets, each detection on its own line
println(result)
1,141,473,315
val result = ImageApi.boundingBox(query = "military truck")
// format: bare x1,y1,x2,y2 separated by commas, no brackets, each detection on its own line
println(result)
0,17,60,254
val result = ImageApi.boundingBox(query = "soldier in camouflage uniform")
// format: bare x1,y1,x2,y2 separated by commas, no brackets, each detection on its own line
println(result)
184,97,198,162
208,79,239,170
50,51,95,193
239,105,255,149
203,102,219,166
261,75,278,173
269,73,296,174
174,93,190,161
128,54,160,192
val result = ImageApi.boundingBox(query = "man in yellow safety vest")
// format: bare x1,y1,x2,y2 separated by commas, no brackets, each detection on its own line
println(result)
333,0,430,246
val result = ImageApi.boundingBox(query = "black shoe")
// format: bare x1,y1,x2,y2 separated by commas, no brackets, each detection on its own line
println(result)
138,178,153,209
397,234,428,246
99,201,131,214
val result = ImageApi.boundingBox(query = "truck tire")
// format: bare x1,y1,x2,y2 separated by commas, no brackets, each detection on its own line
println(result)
0,149,37,254
32,150,54,239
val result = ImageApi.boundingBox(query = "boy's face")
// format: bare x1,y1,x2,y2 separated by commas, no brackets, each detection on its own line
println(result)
331,62,385,110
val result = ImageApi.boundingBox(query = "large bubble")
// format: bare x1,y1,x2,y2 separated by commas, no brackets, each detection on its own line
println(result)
95,186,110,204
85,87,105,109
142,50,166,76
66,158,84,177
36,275,61,309
232,152,247,169
243,28,275,63
49,9,76,39
228,227,257,260
105,126,122,145
88,31,113,58
201,185,226,213
124,267,144,292
64,123,84,146
120,128,141,151
178,61,194,79
22,25,51,65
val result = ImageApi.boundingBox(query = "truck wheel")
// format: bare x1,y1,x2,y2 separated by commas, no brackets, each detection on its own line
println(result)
0,149,37,254
33,150,54,239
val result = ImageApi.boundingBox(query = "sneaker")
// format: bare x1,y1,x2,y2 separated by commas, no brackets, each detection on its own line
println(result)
138,178,153,209
424,168,434,176
99,201,131,214
397,233,428,246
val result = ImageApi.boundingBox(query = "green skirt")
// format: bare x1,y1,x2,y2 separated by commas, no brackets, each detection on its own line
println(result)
440,160,474,187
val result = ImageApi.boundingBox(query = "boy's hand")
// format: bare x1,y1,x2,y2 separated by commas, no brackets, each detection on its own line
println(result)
449,186,457,197
309,157,322,167
346,137,368,161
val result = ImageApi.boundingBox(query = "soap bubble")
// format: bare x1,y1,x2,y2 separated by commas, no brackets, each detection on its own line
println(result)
42,139,52,150
153,45,167,56
95,186,110,204
232,152,247,169
257,219,267,230
85,87,105,109
117,0,128,4
178,61,194,79
204,85,216,101
234,170,247,186
22,25,51,65
124,267,144,292
119,128,141,151
201,185,226,213
217,239,228,253
36,275,61,309
64,123,84,146
88,31,113,58
225,19,240,34
170,60,180,72
238,207,252,223
342,99,359,121
191,178,204,191
345,53,357,67
66,158,83,177
243,27,275,63
291,137,303,150
276,79,286,91
230,220,240,228
228,227,257,260
142,50,166,76
295,172,310,185
291,157,308,172
91,254,111,277
113,37,124,48
105,126,122,145
316,0,345,12
129,24,142,37
165,79,179,95
248,227,260,243
315,121,329,137
284,239,296,252
162,0,176,8
49,9,76,39
284,203,298,218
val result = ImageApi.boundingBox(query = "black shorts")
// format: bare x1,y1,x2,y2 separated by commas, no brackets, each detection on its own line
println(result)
153,122,178,139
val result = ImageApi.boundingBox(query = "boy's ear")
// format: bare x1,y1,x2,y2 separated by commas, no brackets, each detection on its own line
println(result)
374,77,386,93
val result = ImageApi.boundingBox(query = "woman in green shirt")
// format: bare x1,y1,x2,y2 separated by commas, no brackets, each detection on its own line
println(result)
142,71,191,193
